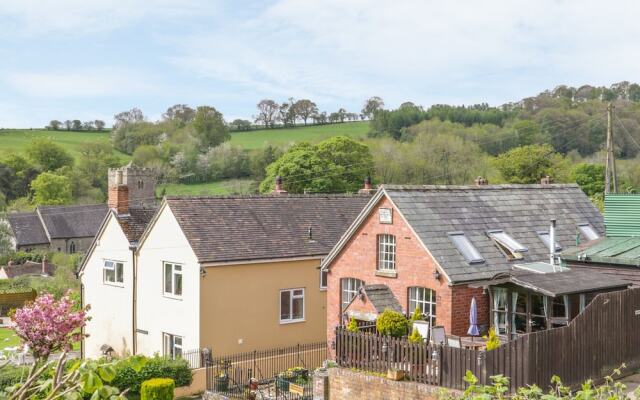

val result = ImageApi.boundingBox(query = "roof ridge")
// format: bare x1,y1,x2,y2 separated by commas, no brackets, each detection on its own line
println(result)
165,193,373,200
381,183,580,190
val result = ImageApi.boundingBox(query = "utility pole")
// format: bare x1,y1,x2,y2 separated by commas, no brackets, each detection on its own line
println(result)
605,102,618,194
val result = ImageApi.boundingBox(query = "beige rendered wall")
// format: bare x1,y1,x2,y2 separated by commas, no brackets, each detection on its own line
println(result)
200,258,326,356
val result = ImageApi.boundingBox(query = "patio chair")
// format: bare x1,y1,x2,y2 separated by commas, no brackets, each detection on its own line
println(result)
430,326,446,346
446,335,462,348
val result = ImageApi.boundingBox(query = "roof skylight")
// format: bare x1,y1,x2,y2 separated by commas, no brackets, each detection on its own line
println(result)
537,231,562,251
578,223,600,241
449,232,485,264
487,230,527,260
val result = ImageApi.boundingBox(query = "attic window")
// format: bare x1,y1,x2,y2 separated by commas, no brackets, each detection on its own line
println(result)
487,230,527,260
578,223,599,241
537,231,562,251
449,232,484,264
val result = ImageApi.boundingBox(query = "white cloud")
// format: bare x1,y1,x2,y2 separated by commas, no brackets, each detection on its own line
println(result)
5,68,158,98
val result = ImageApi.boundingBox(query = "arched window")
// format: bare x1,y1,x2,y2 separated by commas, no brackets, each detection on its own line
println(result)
138,180,144,189
408,287,436,325
341,278,364,309
69,241,76,253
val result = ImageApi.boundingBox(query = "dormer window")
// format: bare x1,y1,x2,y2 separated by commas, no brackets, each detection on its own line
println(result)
449,232,484,264
537,231,562,251
578,223,599,241
487,230,527,260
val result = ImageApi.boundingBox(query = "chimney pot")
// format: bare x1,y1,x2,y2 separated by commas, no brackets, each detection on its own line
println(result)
474,176,488,186
358,176,375,194
273,176,288,195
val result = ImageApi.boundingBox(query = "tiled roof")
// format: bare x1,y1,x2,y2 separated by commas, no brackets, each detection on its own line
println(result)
38,204,109,239
165,194,371,263
6,212,49,246
384,184,603,283
116,206,158,243
362,284,403,313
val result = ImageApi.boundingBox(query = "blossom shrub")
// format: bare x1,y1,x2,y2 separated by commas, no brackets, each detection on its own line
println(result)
10,291,89,360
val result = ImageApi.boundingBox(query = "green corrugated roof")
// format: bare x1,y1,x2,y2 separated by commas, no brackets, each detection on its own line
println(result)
562,236,640,266
605,194,640,237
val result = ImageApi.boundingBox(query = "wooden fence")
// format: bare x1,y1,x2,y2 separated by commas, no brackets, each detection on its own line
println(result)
336,288,640,391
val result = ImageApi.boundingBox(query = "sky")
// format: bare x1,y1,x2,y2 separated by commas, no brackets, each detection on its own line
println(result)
1,0,639,128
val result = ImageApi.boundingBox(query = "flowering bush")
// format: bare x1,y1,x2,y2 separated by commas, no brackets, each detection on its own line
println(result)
11,291,89,360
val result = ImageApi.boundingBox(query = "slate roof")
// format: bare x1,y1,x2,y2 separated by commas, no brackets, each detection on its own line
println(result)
361,284,403,313
486,268,631,297
38,204,108,239
165,194,371,263
562,237,640,267
6,212,49,246
1,261,56,279
384,184,603,284
116,206,158,243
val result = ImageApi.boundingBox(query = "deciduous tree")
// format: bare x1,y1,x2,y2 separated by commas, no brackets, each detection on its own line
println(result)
30,172,73,205
361,96,384,119
192,105,230,149
293,99,318,125
254,99,279,128
26,138,74,171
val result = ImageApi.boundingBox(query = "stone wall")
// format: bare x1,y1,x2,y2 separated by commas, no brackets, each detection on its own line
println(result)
320,368,459,400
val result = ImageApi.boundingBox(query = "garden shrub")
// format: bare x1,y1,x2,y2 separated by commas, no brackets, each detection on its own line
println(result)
410,307,422,322
408,327,423,343
376,309,409,337
485,327,500,351
0,365,30,388
347,317,359,333
112,356,191,394
140,378,175,400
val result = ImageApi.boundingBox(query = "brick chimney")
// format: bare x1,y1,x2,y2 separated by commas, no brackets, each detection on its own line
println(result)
540,175,553,185
108,170,130,214
474,176,488,186
273,176,288,195
358,176,375,194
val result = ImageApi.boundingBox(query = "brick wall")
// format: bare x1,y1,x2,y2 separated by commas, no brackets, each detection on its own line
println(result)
326,196,491,353
323,367,458,400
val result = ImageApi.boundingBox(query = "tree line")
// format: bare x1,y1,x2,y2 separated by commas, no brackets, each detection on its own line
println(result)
47,119,106,131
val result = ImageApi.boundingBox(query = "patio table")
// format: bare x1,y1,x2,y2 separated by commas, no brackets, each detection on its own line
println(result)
460,337,487,350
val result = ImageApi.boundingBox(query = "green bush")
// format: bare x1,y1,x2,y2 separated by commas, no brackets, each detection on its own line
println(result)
141,378,175,400
376,309,409,337
112,356,192,394
346,317,359,333
408,327,423,343
0,365,30,388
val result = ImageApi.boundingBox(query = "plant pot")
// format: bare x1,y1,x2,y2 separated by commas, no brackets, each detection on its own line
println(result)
214,376,229,392
387,369,405,381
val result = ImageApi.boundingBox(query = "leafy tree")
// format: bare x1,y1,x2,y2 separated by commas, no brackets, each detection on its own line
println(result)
30,172,73,205
132,145,161,166
114,107,145,128
63,120,72,130
26,138,74,171
162,104,195,126
111,121,167,154
376,309,409,337
492,144,559,184
71,119,82,130
278,100,296,127
231,119,252,131
82,121,94,130
192,105,230,149
571,163,605,197
362,96,384,119
259,136,373,194
255,99,279,128
0,216,13,254
77,141,121,193
250,145,282,180
48,120,62,130
293,99,318,125
2,155,38,200
94,119,106,131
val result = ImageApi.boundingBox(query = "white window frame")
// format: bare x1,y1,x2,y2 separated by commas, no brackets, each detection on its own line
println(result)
377,234,396,271
408,287,437,326
320,268,328,290
341,278,364,309
163,333,183,359
537,231,562,251
578,223,600,241
163,262,183,298
449,232,485,264
280,288,305,324
103,260,124,286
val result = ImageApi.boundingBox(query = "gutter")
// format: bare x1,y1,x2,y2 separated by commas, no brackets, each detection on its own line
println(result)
130,244,138,355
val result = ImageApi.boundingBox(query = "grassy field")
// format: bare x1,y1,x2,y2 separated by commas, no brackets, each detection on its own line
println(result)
229,121,369,149
157,179,256,196
0,129,130,161
0,328,20,351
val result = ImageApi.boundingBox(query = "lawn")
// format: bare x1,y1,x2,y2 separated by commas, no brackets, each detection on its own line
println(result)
0,327,20,350
229,121,370,150
0,129,130,161
157,179,255,197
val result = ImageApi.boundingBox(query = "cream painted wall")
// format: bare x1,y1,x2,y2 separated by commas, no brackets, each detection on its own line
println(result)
81,215,134,359
200,259,327,356
136,205,200,356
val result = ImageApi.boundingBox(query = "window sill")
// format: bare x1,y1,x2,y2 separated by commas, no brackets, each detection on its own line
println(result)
280,319,305,325
103,282,125,288
375,270,397,278
163,293,183,301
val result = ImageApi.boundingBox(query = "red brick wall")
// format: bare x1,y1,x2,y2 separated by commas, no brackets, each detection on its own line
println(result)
108,185,129,214
326,196,490,353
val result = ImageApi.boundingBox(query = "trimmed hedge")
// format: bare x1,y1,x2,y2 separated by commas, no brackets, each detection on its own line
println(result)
112,356,191,394
376,309,409,337
141,378,174,400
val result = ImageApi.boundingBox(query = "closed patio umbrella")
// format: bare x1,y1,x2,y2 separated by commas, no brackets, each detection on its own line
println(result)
468,297,480,337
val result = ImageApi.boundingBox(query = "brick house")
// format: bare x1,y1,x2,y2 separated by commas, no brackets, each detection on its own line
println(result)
321,183,608,349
